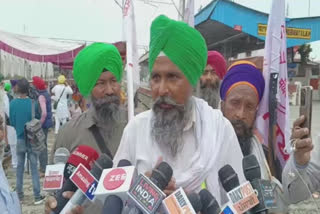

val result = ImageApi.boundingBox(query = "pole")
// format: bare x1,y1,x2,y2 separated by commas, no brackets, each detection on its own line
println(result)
179,0,185,20
268,73,280,179
308,0,311,16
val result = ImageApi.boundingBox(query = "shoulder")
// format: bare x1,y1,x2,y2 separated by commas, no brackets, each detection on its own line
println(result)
121,110,151,137
194,97,228,123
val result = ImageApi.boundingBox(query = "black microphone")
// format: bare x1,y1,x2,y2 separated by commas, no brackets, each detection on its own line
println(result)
52,145,99,214
218,165,240,193
187,193,203,213
150,162,173,190
128,162,173,214
243,154,277,214
101,195,123,214
199,189,221,214
60,154,113,214
219,164,259,214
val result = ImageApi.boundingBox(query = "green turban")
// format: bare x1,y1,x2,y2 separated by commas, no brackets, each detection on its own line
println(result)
73,43,123,97
4,83,11,92
149,15,208,86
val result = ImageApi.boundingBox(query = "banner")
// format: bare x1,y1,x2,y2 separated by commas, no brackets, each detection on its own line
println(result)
255,0,291,169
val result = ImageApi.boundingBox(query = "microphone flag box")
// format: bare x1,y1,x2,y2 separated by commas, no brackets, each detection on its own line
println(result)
220,202,237,214
43,164,65,191
127,174,166,214
69,163,98,201
95,166,137,202
162,187,196,214
227,181,259,214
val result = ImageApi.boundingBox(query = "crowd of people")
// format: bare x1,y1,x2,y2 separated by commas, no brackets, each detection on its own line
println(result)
0,15,318,214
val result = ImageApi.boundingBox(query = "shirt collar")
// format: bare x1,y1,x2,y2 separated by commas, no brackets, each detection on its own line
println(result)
183,99,196,132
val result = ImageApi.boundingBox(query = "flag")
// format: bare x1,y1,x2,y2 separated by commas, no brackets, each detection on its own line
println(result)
184,0,195,27
123,0,140,120
255,0,291,170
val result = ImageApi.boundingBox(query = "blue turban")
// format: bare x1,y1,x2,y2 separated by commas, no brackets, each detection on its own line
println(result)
220,60,265,102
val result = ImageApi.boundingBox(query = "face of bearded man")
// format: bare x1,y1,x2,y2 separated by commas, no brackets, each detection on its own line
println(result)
91,71,122,126
230,119,253,156
200,79,220,109
151,96,193,158
199,64,221,109
91,94,120,125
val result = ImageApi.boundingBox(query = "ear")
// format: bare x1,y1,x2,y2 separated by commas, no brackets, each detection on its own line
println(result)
220,100,225,113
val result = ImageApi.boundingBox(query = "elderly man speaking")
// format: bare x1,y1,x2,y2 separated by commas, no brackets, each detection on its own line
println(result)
114,15,245,205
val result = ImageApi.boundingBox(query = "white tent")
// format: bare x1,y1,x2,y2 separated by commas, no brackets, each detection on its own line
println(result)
0,30,85,79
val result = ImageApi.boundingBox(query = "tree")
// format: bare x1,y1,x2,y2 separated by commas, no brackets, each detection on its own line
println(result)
297,44,312,64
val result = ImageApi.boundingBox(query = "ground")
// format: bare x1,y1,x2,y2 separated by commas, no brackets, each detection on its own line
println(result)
3,101,320,213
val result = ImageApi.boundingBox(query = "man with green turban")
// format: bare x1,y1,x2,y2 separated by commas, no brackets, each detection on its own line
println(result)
47,43,127,214
114,15,246,205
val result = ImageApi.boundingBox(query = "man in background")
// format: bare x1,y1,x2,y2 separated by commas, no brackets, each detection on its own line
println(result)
199,51,226,109
51,75,73,134
32,76,53,176
9,78,44,204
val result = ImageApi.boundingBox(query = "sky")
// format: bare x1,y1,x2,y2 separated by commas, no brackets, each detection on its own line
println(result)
0,0,319,60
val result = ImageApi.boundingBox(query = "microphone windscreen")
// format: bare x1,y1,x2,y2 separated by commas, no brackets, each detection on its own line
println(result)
242,154,261,182
53,147,70,164
63,145,99,179
91,154,113,179
218,164,240,192
67,145,99,169
117,159,132,167
199,189,221,214
151,162,173,190
102,195,123,214
187,193,202,213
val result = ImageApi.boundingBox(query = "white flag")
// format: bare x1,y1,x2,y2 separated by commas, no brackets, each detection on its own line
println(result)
123,0,140,120
255,0,290,167
184,0,195,27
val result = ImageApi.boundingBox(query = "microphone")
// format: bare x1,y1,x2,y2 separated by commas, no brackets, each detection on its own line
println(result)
43,148,70,191
95,159,137,202
187,193,203,213
128,162,173,214
162,187,201,214
101,195,123,214
199,189,221,214
219,164,259,214
53,147,70,164
60,154,113,214
51,145,99,214
63,145,99,179
242,154,277,214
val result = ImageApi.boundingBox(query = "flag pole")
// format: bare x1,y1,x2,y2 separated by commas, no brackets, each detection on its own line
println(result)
268,73,279,178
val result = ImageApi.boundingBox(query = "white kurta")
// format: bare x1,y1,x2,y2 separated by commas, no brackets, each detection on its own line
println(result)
51,84,73,120
114,97,246,205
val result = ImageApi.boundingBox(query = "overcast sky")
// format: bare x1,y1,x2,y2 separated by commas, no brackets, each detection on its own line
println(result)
0,0,319,60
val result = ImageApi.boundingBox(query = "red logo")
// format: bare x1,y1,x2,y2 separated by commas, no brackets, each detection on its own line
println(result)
43,175,63,189
103,168,127,190
70,164,96,193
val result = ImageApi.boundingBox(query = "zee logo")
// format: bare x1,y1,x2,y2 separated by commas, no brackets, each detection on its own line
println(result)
103,168,127,190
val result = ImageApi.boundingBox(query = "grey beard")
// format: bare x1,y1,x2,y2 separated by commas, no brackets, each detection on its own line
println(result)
91,95,120,126
151,97,193,158
230,120,253,156
200,86,220,109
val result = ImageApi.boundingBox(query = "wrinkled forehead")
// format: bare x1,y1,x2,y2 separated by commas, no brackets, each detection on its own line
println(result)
226,84,259,104
152,55,183,74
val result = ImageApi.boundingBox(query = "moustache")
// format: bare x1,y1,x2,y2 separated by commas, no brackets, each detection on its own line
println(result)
153,96,184,109
93,95,120,106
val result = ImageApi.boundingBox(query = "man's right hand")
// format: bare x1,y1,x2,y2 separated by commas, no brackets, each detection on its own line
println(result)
45,191,84,214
